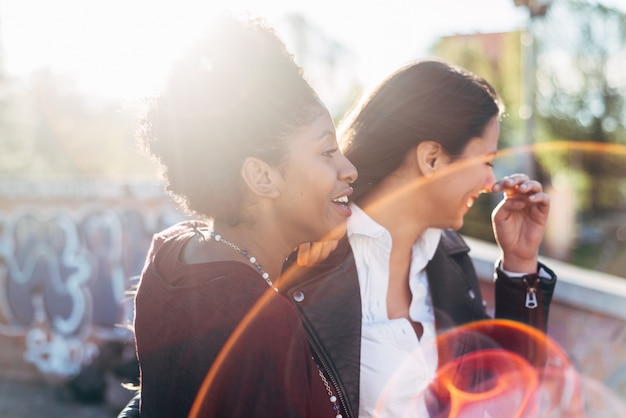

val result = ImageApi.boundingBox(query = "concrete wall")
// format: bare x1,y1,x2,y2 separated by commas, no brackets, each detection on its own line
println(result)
0,179,185,382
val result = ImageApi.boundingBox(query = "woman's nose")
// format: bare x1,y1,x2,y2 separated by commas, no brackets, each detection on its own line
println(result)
339,153,358,184
484,168,496,189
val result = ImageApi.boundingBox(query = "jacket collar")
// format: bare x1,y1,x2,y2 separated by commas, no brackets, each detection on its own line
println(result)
438,229,471,255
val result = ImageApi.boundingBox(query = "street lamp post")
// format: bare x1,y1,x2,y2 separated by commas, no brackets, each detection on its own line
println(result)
513,0,553,176
513,0,552,18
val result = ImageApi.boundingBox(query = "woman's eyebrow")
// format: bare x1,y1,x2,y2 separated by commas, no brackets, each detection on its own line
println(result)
316,129,336,141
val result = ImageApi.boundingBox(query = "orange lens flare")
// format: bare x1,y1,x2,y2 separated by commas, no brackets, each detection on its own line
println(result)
420,319,625,418
431,349,539,417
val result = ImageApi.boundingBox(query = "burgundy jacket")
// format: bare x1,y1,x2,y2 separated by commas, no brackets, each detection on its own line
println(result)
134,222,334,418
279,230,557,418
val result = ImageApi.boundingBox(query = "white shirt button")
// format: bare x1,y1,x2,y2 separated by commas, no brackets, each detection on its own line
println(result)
293,291,305,302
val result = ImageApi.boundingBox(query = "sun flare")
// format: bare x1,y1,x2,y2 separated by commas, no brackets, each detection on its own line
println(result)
0,1,292,101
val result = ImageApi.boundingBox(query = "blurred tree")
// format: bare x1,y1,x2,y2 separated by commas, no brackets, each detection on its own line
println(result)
1,13,361,180
430,1,626,275
0,15,37,176
281,13,363,121
533,0,626,217
0,70,154,179
431,31,525,152
0,79,37,175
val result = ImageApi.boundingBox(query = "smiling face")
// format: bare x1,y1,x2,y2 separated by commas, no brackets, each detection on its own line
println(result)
428,115,499,230
273,105,358,244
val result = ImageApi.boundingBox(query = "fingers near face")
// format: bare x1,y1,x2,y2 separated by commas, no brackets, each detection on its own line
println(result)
492,174,543,199
490,175,550,219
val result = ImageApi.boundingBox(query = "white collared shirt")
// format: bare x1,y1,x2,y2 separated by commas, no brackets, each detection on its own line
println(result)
347,204,440,418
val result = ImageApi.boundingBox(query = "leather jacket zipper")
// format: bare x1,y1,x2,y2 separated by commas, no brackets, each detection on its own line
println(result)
523,278,538,308
306,335,352,418
522,274,540,324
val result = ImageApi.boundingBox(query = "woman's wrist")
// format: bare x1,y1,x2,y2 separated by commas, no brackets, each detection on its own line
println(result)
500,254,538,274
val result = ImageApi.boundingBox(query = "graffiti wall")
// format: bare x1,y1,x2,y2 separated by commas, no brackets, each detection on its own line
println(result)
0,179,185,381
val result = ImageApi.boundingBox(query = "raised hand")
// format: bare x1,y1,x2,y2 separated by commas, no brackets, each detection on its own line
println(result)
490,173,550,273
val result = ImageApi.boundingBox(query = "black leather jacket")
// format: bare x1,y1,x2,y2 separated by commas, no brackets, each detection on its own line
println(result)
279,230,557,418
116,230,556,418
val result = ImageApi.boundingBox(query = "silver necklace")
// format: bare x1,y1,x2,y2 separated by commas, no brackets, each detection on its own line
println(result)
192,223,341,416
211,231,343,416
192,224,276,291
318,367,342,418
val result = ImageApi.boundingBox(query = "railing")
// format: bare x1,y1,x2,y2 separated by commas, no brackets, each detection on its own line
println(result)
465,235,626,401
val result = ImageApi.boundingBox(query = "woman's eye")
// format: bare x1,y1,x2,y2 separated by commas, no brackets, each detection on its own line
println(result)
322,148,338,158
486,161,494,168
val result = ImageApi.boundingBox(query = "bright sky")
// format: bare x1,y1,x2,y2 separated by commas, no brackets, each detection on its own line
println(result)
1,0,624,108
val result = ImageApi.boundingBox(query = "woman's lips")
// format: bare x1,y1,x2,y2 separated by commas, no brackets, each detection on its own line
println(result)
331,193,352,217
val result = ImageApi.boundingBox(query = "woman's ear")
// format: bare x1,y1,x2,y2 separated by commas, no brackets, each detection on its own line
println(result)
415,141,446,176
240,157,281,198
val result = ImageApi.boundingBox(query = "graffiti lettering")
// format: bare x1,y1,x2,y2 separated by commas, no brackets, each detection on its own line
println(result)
0,203,184,378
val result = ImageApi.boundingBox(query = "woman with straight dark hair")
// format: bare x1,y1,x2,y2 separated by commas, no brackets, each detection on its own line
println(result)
280,60,557,417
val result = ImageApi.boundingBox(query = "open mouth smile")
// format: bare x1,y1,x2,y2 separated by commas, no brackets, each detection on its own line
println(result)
332,195,348,205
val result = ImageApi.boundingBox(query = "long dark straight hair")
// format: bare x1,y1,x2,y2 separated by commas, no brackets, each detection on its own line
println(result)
339,59,503,202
